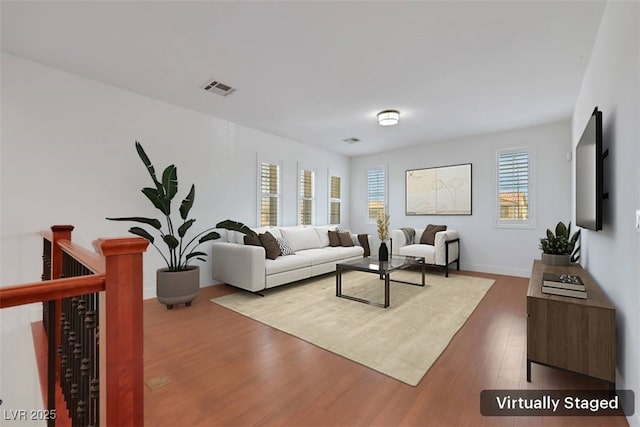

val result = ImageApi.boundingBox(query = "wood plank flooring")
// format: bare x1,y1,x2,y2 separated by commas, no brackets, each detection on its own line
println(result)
143,271,628,426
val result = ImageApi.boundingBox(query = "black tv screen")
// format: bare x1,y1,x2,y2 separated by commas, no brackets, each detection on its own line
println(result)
575,107,603,231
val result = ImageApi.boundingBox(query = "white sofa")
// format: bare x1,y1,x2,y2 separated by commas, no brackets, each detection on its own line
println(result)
390,228,460,277
211,225,370,293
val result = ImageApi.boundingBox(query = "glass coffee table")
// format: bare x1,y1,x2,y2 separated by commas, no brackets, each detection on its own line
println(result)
335,255,426,308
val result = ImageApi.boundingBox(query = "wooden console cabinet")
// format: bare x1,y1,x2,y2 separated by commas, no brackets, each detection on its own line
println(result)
527,260,616,389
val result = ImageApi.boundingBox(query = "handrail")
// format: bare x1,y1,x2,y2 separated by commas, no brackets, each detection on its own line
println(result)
41,230,53,242
0,275,106,308
58,239,104,274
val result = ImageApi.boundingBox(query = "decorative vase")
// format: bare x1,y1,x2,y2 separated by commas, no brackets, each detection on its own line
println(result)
541,253,570,266
156,266,200,309
378,241,389,261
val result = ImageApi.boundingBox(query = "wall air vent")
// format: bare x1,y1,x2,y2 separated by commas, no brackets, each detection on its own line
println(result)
342,137,361,144
202,79,236,96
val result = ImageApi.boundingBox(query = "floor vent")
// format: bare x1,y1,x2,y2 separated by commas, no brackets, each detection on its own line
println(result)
202,79,236,96
146,375,170,391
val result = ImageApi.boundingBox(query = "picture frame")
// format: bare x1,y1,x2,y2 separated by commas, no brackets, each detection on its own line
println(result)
405,163,472,215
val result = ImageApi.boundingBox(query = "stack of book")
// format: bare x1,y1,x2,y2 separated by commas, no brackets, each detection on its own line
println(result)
541,273,587,299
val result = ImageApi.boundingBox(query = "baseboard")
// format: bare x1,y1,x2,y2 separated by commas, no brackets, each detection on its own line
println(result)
201,278,223,288
31,305,43,323
462,263,530,278
143,277,224,300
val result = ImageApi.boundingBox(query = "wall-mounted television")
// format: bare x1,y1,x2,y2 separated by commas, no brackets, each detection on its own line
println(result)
575,107,603,231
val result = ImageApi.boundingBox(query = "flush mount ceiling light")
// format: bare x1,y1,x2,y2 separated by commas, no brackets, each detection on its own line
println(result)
377,110,400,126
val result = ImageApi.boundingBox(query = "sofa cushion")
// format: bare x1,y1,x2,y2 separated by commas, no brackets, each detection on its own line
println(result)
338,232,354,247
328,230,340,247
420,225,447,245
259,232,281,260
332,245,364,259
226,230,241,244
296,248,343,265
265,254,312,275
313,225,335,247
399,244,436,264
296,246,364,265
280,227,323,252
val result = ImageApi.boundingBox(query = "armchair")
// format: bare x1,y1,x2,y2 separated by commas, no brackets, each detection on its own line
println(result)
390,227,460,277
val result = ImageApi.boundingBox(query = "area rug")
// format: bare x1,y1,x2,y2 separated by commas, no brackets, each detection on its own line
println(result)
211,270,494,386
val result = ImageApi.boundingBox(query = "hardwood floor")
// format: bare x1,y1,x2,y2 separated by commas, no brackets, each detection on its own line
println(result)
143,271,628,426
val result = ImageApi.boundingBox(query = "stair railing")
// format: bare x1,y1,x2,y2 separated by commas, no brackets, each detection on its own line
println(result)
0,225,148,427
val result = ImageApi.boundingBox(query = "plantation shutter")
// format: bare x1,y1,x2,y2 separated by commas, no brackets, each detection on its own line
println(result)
330,175,341,224
368,168,386,220
260,162,279,227
299,169,314,225
498,151,529,220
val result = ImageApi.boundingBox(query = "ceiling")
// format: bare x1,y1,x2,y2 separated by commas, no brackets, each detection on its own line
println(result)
1,1,605,157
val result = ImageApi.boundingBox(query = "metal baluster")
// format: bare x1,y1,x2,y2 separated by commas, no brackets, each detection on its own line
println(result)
86,292,99,427
57,252,99,426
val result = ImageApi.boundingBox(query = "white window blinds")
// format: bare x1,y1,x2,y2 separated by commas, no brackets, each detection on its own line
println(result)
260,162,279,227
498,150,530,221
329,175,341,225
299,168,315,225
368,167,386,221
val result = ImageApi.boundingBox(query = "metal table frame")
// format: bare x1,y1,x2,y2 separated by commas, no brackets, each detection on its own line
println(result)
335,256,426,308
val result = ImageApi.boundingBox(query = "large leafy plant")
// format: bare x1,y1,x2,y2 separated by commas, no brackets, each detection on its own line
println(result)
539,221,581,262
108,141,254,271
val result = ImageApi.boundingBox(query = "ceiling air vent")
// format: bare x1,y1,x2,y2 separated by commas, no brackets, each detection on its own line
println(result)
202,79,236,96
342,137,361,144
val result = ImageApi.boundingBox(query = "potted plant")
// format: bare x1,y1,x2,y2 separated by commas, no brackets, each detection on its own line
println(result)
377,212,390,261
538,221,581,266
108,141,255,309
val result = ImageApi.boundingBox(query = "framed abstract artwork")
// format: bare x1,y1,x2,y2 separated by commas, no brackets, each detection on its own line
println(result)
405,163,472,215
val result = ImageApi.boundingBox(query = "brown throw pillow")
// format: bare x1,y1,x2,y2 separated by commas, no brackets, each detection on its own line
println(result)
357,234,370,257
338,232,354,247
328,230,341,247
420,225,447,245
258,232,281,260
244,234,261,246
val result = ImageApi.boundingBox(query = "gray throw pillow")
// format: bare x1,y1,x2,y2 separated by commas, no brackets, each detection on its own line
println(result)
276,237,295,256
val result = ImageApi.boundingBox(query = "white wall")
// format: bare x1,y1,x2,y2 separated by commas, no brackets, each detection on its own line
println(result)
350,120,572,277
0,52,351,418
572,2,639,425
0,52,350,297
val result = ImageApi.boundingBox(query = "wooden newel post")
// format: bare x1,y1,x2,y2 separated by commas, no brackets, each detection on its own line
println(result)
51,225,74,280
95,237,149,427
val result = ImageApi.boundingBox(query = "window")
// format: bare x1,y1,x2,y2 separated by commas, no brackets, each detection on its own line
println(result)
329,174,341,225
259,161,280,227
367,167,386,221
496,148,533,227
298,167,315,225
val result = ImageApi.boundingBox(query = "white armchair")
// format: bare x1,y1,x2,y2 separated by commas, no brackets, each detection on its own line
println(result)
390,227,460,277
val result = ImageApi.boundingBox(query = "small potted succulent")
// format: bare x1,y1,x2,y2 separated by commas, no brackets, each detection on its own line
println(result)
108,141,255,309
538,221,581,265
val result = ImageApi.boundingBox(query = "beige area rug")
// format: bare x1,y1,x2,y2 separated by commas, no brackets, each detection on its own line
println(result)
212,270,494,386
